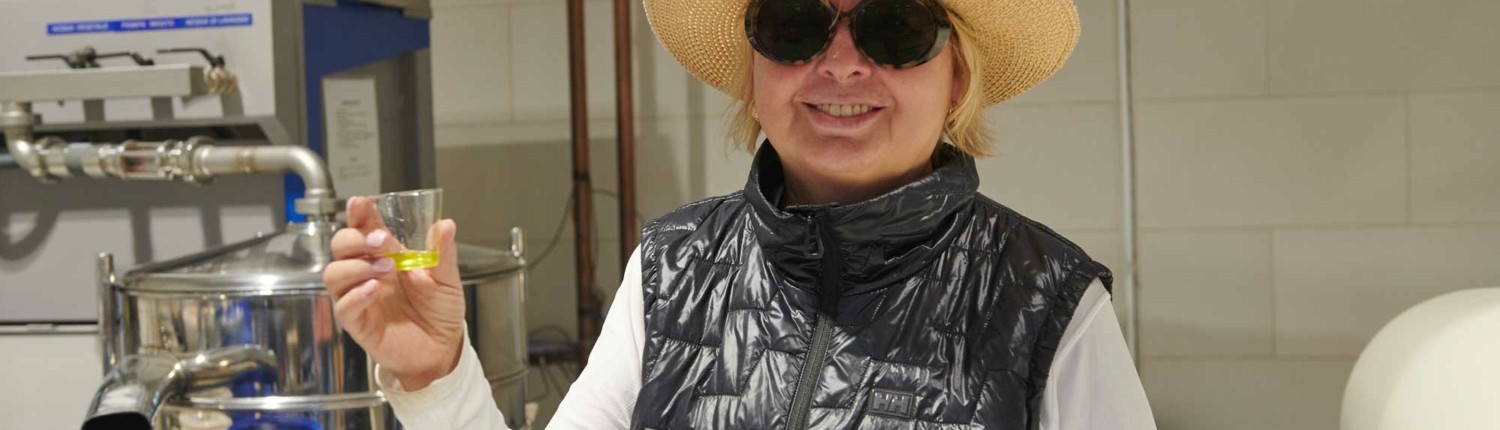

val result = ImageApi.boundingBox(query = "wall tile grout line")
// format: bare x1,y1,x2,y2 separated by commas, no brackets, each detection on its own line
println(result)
1138,85,1500,105
432,2,521,11
1267,227,1277,357
999,99,1122,108
437,0,620,9
435,111,732,127
1262,0,1272,96
1144,355,1360,362
1138,221,1500,233
1137,91,1406,105
1404,86,1500,96
506,4,517,124
1404,93,1414,224
1055,227,1128,234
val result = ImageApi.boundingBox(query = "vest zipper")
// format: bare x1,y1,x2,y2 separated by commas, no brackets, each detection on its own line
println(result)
788,313,833,429
788,211,841,430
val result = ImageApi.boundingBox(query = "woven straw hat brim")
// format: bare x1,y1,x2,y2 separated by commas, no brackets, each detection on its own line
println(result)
642,0,1081,106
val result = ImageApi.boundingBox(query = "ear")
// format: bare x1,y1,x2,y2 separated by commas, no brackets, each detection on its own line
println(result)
949,47,967,108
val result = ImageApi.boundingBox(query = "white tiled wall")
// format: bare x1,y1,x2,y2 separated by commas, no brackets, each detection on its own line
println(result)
1409,92,1500,224
431,5,513,124
1135,96,1408,228
979,104,1122,230
1264,0,1500,94
1129,0,1268,99
1122,0,1500,428
1272,227,1500,357
1143,359,1354,430
1139,230,1274,357
426,0,1500,428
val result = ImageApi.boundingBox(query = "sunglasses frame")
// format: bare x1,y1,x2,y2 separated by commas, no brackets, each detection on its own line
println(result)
745,0,953,70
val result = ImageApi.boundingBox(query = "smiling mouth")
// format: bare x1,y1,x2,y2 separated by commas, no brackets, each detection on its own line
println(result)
808,103,882,118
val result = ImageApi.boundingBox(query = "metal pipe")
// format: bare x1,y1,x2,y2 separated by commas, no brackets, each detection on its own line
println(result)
616,0,640,272
568,0,602,366
191,145,333,195
190,143,338,219
1115,0,1141,365
97,253,120,376
82,346,277,430
2,101,337,219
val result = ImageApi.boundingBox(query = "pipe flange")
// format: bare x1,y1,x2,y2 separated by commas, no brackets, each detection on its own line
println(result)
1,107,37,128
153,139,185,182
176,136,217,184
28,136,68,183
295,197,339,217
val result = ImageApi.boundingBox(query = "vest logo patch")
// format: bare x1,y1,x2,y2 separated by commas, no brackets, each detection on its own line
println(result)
867,388,917,419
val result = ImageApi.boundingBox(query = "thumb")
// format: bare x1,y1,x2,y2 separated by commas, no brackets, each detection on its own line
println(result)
425,219,461,287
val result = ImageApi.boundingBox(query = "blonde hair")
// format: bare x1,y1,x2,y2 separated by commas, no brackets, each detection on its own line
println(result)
724,9,995,158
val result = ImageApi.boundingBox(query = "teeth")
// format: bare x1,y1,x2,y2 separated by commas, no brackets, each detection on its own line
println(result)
816,104,873,117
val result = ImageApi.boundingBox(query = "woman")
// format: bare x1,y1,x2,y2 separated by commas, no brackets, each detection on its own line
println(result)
323,0,1156,428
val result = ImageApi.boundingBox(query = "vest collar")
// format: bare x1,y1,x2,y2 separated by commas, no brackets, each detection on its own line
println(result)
743,140,979,297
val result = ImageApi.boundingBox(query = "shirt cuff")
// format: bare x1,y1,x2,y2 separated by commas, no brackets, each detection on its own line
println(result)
375,330,484,422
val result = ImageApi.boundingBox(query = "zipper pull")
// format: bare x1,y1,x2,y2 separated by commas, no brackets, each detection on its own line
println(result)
805,216,823,258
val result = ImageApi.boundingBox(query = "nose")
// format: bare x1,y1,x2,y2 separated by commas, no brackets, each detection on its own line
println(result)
815,17,873,84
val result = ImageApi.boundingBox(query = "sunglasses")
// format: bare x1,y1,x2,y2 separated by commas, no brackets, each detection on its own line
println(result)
746,0,953,70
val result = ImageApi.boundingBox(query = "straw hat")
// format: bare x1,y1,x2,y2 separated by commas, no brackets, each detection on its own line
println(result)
642,0,1081,106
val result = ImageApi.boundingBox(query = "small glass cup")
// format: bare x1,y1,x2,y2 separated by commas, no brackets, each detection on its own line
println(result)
373,188,443,271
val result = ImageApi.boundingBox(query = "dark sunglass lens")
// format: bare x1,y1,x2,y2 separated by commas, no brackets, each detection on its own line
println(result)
853,0,938,67
753,0,835,63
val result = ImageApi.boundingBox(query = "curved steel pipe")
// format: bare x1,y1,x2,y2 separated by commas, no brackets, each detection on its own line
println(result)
2,102,47,179
190,144,337,219
82,346,278,430
190,144,332,196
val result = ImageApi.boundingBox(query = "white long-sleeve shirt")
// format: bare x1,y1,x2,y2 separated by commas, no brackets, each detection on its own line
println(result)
378,248,1157,429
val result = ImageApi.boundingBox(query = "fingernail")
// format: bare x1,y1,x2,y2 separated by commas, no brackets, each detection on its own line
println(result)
366,230,387,248
359,280,379,296
372,258,395,274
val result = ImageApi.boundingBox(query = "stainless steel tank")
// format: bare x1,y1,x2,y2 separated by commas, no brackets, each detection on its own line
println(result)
85,222,528,430
456,242,529,430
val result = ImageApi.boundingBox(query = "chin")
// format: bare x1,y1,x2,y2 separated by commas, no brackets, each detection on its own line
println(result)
785,137,888,181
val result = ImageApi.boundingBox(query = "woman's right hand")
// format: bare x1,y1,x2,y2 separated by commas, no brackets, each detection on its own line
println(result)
323,197,466,391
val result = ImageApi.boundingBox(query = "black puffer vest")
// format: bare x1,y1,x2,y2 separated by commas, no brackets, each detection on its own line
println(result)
630,142,1112,430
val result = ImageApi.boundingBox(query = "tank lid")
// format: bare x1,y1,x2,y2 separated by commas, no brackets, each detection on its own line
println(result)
456,243,523,279
122,222,338,294
123,222,524,294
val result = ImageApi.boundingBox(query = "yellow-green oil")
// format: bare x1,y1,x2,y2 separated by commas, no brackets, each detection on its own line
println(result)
384,250,439,271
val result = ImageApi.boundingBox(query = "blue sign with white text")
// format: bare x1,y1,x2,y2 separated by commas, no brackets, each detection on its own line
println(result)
47,13,253,35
